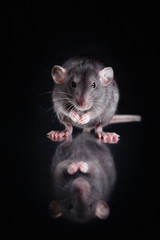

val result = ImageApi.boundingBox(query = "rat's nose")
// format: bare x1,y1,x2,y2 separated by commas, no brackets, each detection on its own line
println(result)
76,96,86,108
72,177,90,201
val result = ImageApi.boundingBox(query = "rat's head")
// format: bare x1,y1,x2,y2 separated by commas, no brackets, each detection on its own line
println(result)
49,177,110,223
51,58,114,112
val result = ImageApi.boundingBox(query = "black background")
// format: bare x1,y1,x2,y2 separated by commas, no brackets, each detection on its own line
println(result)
4,1,158,239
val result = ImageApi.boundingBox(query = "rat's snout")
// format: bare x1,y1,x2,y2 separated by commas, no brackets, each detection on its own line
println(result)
72,177,90,201
76,96,86,108
75,95,92,111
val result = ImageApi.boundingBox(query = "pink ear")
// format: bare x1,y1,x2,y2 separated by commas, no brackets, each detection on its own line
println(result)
95,200,110,219
99,67,114,86
48,201,63,219
51,65,67,84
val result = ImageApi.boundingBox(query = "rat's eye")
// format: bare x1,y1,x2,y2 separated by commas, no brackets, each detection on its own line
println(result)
88,203,93,209
70,81,77,88
91,82,96,88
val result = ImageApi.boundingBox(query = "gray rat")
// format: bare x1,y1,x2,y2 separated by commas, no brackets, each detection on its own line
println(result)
49,133,116,223
48,55,141,143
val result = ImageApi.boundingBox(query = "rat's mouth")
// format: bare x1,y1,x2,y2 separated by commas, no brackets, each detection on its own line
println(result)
75,100,93,112
75,104,92,111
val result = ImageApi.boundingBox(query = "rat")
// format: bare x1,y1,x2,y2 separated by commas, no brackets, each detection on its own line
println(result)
47,55,141,143
49,133,116,223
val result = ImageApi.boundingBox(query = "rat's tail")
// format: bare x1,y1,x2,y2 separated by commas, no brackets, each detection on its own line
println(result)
109,114,142,124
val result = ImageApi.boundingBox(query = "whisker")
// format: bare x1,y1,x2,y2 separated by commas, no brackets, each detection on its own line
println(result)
33,91,53,98
54,91,73,97
54,99,75,115
56,184,71,193
67,104,75,112
53,98,71,102
55,103,70,116
45,106,54,114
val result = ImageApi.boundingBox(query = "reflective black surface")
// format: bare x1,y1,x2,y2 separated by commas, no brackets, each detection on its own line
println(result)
4,106,156,238
4,2,158,239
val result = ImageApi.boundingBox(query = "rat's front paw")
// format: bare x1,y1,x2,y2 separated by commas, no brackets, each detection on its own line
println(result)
79,114,90,125
78,161,89,173
69,110,80,123
69,110,90,125
68,162,79,175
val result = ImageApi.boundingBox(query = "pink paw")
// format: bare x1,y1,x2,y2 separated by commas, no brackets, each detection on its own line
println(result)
47,130,70,142
68,161,89,175
68,162,79,175
69,110,80,123
96,132,120,144
79,114,90,125
69,110,90,125
78,161,89,173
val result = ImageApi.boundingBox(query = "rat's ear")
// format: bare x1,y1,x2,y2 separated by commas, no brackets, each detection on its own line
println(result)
48,201,63,219
95,200,110,219
99,67,114,86
51,65,67,84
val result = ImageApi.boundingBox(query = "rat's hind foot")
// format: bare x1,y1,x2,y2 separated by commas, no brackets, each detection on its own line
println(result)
96,131,120,144
47,130,71,142
47,124,73,142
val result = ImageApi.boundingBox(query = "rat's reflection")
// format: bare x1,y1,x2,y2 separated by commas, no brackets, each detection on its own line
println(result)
49,133,116,223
